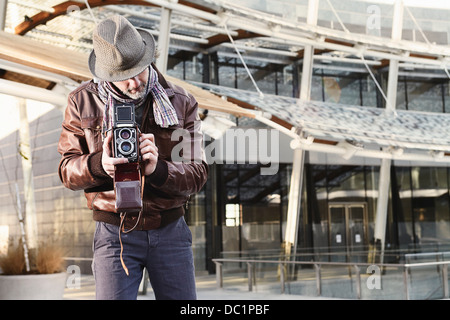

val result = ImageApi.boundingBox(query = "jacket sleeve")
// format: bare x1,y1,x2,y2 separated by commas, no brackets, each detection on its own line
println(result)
146,93,208,197
57,93,112,191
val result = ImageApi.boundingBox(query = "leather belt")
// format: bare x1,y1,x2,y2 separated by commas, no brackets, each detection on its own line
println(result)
92,206,184,231
122,212,160,231
121,206,184,231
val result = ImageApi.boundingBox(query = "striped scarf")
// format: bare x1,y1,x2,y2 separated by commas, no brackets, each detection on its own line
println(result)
98,66,179,138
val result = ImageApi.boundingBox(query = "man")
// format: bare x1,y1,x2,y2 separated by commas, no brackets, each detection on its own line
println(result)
58,15,208,300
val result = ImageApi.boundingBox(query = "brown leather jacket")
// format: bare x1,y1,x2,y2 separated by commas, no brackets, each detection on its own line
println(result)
58,67,208,229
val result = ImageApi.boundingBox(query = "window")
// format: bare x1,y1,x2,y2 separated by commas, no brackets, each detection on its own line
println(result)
225,203,241,227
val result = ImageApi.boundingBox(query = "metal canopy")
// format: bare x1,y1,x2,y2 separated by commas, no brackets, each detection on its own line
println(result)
0,30,254,119
193,81,450,163
3,0,450,71
2,0,450,161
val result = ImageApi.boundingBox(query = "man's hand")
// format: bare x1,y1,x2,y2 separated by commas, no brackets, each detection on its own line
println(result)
101,131,128,178
139,133,158,176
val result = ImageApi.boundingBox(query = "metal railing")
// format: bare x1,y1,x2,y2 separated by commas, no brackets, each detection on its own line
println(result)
212,257,450,300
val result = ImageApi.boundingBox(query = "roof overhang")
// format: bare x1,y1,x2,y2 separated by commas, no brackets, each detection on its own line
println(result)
7,0,450,71
193,82,450,163
0,30,254,118
2,30,450,164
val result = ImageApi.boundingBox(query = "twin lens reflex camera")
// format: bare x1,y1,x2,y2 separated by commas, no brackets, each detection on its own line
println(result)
111,102,142,213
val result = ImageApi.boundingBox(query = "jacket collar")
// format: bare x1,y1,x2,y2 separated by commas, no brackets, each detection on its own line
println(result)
152,63,174,97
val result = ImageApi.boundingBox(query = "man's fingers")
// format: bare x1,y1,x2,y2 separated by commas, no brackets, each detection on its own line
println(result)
101,131,129,177
140,144,158,161
103,131,112,156
139,136,158,159
139,133,155,143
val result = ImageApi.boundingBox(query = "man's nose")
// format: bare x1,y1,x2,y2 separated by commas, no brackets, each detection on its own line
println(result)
128,76,140,88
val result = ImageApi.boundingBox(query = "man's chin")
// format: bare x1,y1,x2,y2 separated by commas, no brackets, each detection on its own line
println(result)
126,90,146,100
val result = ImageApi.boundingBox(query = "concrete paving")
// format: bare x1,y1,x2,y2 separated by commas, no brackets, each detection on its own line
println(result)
63,273,342,300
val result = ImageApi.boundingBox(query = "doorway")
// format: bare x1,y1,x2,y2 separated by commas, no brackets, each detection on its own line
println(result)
328,202,368,262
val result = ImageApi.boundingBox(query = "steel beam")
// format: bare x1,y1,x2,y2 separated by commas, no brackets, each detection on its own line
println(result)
284,0,318,257
17,98,38,249
0,79,67,108
0,0,7,31
373,0,404,260
155,6,172,73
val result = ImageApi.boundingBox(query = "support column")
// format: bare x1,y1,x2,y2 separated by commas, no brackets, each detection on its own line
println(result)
386,0,403,113
284,148,305,256
155,6,172,74
18,98,38,249
0,0,7,31
373,0,403,259
373,157,391,260
284,0,318,257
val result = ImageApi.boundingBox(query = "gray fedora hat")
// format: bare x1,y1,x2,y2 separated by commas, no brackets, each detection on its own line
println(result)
88,15,156,82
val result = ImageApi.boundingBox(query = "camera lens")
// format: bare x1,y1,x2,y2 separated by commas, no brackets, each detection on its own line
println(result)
120,129,131,139
120,141,132,153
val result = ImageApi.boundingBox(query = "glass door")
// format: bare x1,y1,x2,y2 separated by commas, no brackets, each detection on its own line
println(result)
347,204,366,262
328,203,368,262
329,205,347,262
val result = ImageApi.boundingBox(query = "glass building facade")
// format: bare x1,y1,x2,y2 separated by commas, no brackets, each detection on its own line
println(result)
166,49,450,272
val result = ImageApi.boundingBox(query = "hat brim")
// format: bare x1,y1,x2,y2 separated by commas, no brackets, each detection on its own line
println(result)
88,29,156,82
